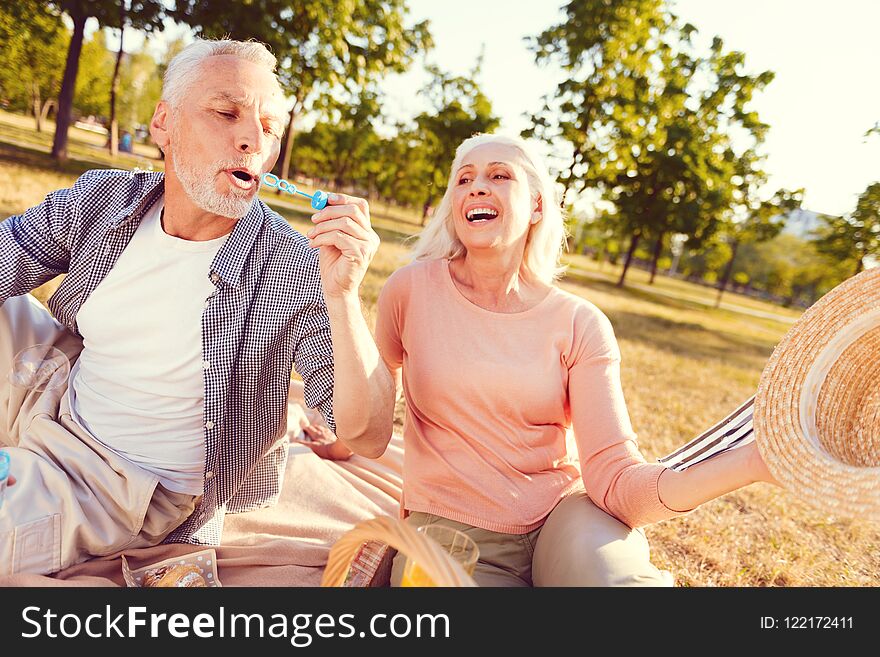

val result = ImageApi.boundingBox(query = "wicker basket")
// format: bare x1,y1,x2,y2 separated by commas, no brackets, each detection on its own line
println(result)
322,516,478,587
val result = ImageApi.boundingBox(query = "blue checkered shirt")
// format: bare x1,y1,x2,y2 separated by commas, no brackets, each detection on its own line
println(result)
0,169,335,544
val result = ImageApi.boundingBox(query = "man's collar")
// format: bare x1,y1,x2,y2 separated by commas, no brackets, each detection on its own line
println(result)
111,171,165,229
211,202,264,289
112,171,265,289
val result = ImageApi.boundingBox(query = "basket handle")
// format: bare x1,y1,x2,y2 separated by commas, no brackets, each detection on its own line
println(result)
322,516,478,587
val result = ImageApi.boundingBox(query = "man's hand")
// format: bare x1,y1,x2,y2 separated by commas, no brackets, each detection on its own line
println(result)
306,193,379,300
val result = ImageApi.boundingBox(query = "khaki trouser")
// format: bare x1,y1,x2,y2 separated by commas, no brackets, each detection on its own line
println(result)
0,294,196,576
391,492,674,587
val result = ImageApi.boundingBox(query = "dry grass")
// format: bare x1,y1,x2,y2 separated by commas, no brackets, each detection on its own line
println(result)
3,112,877,587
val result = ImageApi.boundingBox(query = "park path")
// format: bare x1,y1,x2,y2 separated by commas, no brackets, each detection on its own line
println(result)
567,266,799,325
626,281,799,324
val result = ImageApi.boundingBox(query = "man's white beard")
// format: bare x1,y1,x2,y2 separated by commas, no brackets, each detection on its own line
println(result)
170,129,257,219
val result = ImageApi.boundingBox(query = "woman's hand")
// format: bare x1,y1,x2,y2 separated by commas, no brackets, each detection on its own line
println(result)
292,408,354,461
743,440,781,487
293,424,354,461
306,193,379,301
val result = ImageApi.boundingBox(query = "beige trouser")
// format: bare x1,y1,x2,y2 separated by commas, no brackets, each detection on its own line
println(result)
0,294,196,576
391,492,674,587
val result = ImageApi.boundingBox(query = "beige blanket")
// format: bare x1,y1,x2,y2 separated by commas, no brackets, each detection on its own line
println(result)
0,435,404,587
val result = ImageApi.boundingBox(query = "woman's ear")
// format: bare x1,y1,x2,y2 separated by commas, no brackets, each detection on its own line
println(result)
531,194,543,224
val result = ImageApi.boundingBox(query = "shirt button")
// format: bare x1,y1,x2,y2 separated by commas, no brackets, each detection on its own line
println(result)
205,471,214,479
202,360,211,370
205,421,215,430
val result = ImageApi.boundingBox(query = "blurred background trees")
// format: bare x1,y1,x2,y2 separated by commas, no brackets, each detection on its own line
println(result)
0,0,873,307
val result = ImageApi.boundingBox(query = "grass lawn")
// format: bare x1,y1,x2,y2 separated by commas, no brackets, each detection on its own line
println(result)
2,110,877,586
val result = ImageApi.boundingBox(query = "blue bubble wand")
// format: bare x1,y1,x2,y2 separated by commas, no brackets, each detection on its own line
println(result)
261,173,330,210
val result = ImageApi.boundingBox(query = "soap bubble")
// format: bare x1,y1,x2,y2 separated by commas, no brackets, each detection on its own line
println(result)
8,344,70,392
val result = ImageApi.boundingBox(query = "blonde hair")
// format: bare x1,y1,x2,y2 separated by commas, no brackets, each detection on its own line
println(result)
162,38,280,110
411,133,567,284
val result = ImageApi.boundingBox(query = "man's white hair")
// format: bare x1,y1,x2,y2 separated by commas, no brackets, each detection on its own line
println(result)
162,38,280,110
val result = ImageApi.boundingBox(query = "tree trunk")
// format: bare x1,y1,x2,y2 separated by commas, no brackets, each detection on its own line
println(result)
667,241,683,277
715,239,740,309
276,105,298,189
559,149,580,206
108,7,126,157
855,256,864,276
648,231,664,284
51,4,87,164
31,81,42,132
420,196,434,226
617,230,640,287
40,100,56,125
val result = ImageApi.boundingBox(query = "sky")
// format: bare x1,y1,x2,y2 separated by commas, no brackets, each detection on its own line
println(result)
105,0,880,217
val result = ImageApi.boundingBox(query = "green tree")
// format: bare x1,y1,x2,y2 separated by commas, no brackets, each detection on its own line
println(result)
172,0,432,182
527,1,776,288
48,0,165,163
815,182,880,276
0,1,68,131
294,89,384,190
116,45,163,131
736,234,851,306
714,184,803,308
73,33,114,117
414,62,500,224
373,127,434,209
105,1,164,156
525,0,667,203
678,238,732,284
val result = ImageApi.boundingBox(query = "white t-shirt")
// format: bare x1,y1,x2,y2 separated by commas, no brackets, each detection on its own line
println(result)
68,197,228,495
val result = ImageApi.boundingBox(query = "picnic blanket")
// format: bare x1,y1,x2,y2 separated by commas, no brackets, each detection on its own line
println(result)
0,433,404,587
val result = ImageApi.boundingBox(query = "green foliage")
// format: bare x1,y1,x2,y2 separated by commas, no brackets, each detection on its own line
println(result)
73,34,114,117
412,63,500,211
372,128,434,207
0,2,68,123
116,46,163,129
291,57,500,212
814,182,880,275
679,239,733,280
294,88,384,187
45,1,165,161
526,0,777,285
736,234,851,306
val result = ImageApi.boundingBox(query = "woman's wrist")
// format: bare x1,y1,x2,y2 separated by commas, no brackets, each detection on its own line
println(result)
657,444,765,512
743,440,780,486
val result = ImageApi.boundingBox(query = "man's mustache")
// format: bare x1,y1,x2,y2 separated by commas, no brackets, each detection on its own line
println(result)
214,158,263,175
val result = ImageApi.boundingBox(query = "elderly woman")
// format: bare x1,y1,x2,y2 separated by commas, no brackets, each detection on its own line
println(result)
347,134,778,586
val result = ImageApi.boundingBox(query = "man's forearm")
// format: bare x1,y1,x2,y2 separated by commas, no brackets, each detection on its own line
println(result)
325,293,395,457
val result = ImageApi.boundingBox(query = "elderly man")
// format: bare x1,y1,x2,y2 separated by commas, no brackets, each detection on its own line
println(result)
0,39,394,575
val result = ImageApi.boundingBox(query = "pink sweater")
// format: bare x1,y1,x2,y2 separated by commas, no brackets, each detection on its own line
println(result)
375,259,689,532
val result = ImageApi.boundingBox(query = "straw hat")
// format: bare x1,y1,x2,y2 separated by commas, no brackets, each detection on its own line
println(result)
754,267,880,520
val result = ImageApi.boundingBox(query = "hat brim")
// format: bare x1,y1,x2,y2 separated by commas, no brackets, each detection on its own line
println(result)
754,267,880,521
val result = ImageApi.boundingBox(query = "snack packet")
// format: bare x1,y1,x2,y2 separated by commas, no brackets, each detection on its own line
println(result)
122,548,221,587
